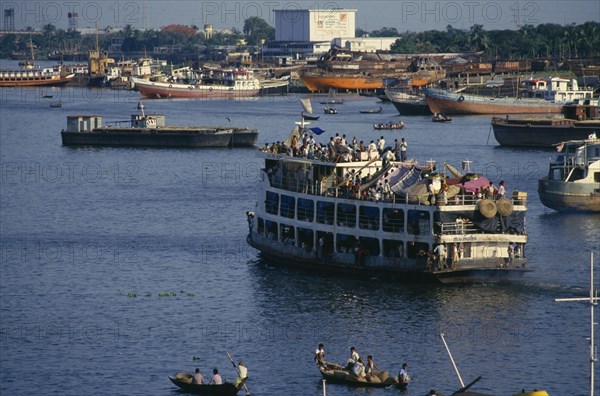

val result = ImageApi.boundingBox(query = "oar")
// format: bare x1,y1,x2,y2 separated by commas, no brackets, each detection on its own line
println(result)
226,351,250,395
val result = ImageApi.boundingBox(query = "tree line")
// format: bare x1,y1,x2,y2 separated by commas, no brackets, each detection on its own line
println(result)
363,22,599,59
0,19,597,61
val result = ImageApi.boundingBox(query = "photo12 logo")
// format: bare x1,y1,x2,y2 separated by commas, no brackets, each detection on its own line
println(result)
400,1,539,26
2,1,143,27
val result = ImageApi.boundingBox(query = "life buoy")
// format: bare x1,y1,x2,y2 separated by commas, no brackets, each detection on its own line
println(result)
458,95,465,102
209,87,214,92
169,84,172,88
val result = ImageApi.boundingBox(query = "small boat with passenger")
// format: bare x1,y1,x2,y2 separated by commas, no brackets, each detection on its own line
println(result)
360,106,383,114
168,373,246,395
373,121,405,130
317,361,406,389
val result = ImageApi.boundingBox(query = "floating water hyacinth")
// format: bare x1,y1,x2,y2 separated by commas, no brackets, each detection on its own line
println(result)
127,293,138,297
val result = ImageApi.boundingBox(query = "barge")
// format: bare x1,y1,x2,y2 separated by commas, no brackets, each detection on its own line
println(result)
61,105,258,148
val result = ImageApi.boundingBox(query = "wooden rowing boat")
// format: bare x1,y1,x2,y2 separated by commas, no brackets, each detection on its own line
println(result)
317,361,407,389
168,372,246,395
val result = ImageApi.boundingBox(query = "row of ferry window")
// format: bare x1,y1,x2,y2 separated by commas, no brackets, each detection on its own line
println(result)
265,191,431,235
256,217,432,259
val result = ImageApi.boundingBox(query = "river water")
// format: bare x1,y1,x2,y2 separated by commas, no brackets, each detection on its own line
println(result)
0,80,598,395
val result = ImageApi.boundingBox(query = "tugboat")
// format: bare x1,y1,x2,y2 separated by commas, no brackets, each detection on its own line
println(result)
246,121,531,283
538,134,600,212
61,103,258,148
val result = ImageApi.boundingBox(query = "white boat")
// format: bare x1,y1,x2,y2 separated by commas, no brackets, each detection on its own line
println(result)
538,135,600,212
246,122,532,284
132,69,261,99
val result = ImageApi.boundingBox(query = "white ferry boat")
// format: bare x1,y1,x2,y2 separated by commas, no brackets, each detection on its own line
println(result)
246,125,531,283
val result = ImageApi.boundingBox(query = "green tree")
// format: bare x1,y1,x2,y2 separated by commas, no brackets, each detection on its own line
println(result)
467,24,489,52
243,17,274,46
371,27,399,37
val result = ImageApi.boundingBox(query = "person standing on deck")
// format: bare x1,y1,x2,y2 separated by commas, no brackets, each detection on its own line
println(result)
314,343,325,366
400,138,408,161
434,243,446,270
377,136,385,155
497,180,506,198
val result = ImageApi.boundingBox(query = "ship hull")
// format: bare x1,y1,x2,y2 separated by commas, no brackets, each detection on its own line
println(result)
538,179,600,212
424,88,563,115
390,99,431,115
248,234,530,284
302,75,383,92
230,129,259,147
492,120,600,147
61,130,233,147
0,73,75,87
134,79,260,99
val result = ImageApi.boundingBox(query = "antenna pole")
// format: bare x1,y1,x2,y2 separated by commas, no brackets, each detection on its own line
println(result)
590,252,595,396
440,333,465,388
555,252,599,396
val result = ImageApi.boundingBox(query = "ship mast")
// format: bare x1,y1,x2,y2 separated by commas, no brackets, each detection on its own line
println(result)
555,252,599,396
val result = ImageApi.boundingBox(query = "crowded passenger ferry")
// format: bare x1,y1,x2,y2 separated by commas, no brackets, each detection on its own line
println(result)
246,123,531,283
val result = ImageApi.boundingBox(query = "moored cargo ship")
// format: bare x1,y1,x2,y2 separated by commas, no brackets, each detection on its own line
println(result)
492,100,600,147
301,50,445,92
424,77,595,115
246,124,531,283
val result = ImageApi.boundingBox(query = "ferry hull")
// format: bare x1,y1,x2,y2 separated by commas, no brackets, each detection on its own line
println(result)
134,79,260,99
538,179,600,212
61,130,233,147
0,74,75,87
424,88,563,115
248,234,530,284
492,122,599,147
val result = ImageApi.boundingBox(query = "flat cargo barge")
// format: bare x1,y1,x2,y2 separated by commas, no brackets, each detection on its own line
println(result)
61,109,258,148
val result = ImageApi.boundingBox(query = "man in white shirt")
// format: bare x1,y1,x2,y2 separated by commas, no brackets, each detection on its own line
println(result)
400,138,408,161
434,244,446,270
233,361,248,387
377,136,385,154
399,363,411,383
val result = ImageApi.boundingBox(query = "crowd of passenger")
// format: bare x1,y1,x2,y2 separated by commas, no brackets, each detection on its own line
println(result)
258,131,409,164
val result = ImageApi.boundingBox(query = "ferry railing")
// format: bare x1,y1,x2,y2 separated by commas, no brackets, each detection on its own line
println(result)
266,173,527,207
440,222,479,235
